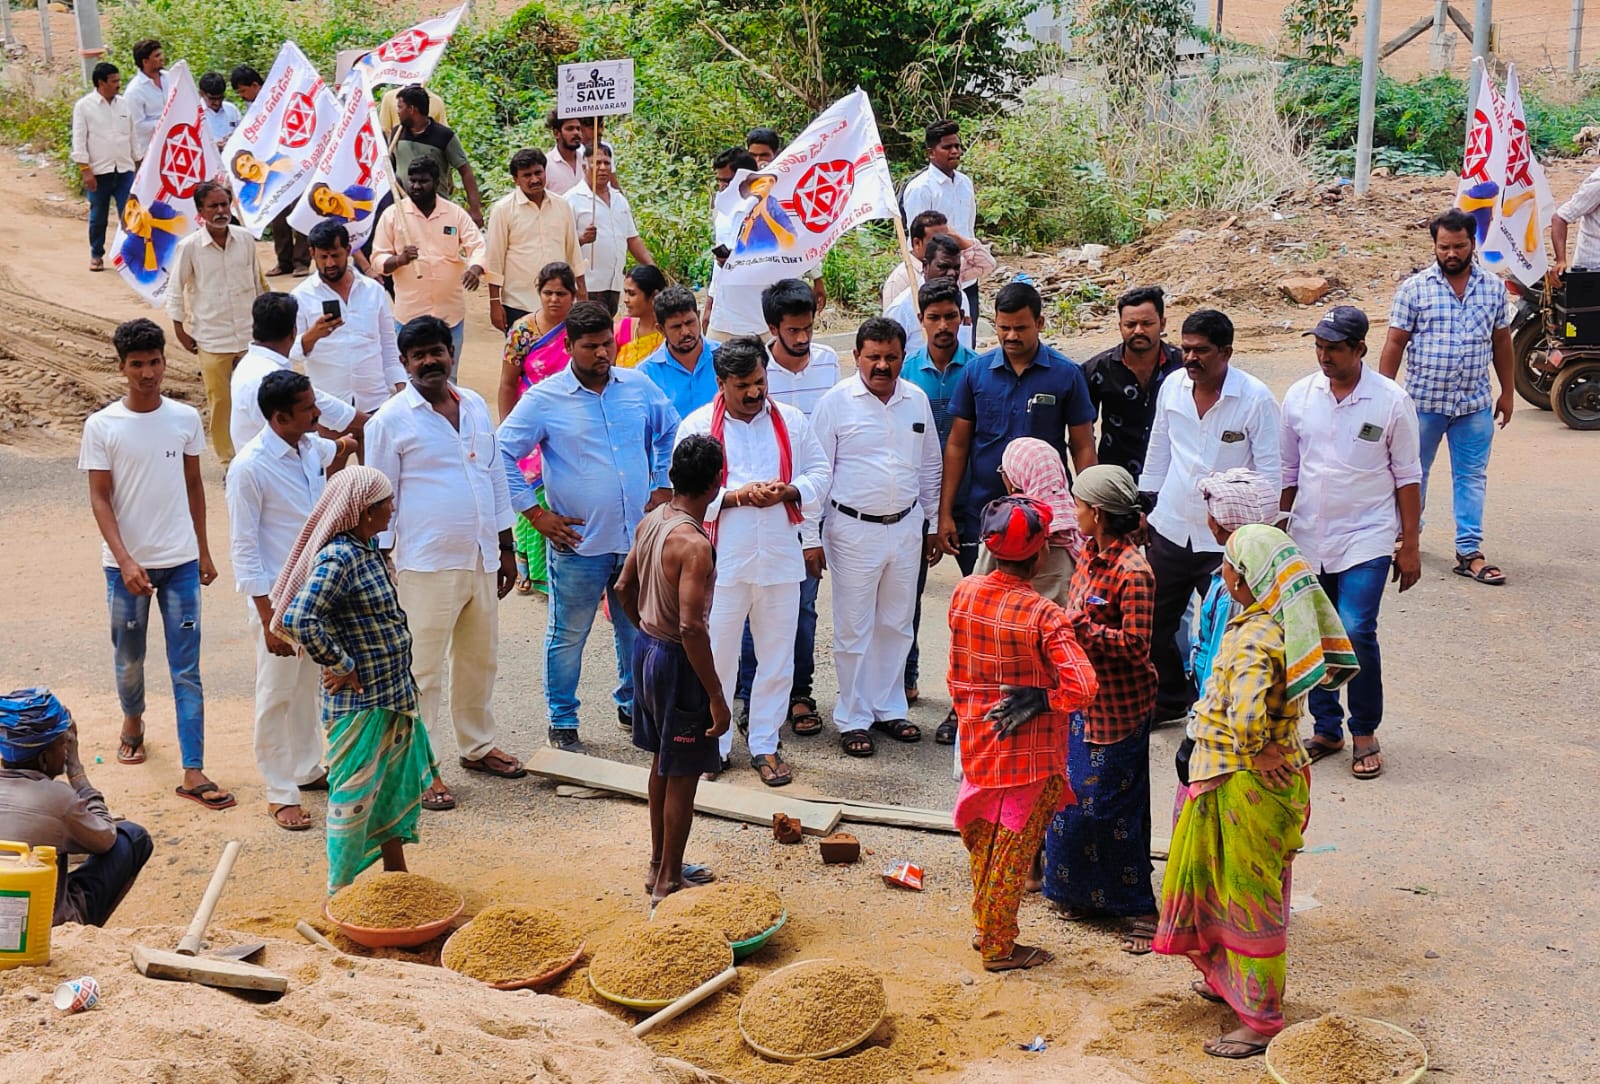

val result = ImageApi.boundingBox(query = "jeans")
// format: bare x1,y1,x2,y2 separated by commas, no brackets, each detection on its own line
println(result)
1309,556,1390,741
60,821,153,927
105,560,205,768
905,537,978,690
736,573,819,703
545,547,637,730
87,171,134,260
1416,407,1493,555
394,319,465,378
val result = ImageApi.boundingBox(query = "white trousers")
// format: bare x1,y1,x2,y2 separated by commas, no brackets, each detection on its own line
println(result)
248,607,325,806
397,568,500,762
710,580,800,759
824,512,922,733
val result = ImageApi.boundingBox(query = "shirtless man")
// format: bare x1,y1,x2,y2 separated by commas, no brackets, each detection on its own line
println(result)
615,435,730,903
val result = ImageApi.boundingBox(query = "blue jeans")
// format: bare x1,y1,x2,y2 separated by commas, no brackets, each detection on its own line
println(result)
905,537,978,690
61,821,153,927
105,561,205,768
87,171,134,260
394,319,465,378
1416,407,1493,555
736,573,819,703
546,547,637,730
1309,555,1390,741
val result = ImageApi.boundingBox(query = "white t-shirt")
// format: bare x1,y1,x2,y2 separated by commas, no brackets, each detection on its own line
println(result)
78,397,205,569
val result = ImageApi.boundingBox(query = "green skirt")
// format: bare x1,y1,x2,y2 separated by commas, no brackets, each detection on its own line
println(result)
511,487,549,594
325,708,440,894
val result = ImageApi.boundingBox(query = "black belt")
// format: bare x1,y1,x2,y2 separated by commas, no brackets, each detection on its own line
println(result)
830,499,917,525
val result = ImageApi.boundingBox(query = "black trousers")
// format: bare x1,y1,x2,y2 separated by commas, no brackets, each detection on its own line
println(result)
1147,528,1222,719
591,290,620,316
269,207,308,272
60,821,153,927
963,282,981,330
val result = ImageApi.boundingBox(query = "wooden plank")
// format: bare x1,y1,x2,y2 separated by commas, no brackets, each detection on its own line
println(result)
526,749,842,834
1381,14,1435,57
132,946,289,995
838,803,957,834
1446,3,1474,39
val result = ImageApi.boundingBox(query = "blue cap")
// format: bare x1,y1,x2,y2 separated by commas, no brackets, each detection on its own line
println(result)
1303,305,1369,342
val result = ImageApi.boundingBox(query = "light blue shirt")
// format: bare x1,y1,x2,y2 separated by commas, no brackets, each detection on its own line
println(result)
497,365,679,556
638,338,720,420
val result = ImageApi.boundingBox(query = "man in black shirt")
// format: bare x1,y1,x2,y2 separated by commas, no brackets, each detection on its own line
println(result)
1080,285,1184,478
390,84,484,226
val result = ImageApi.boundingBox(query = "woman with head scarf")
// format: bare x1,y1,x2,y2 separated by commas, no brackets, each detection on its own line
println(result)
991,437,1081,607
1153,524,1356,1061
273,467,441,893
1040,465,1161,953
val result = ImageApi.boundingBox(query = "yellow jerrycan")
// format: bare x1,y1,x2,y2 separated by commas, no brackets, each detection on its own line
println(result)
0,840,57,968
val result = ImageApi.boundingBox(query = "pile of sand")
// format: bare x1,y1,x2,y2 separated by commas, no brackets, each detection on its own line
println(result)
0,924,713,1084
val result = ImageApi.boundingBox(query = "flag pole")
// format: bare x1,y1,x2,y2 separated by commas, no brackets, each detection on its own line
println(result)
587,114,600,266
889,205,921,304
372,96,423,280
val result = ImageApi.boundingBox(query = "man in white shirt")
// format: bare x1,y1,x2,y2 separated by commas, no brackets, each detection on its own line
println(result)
123,39,167,163
902,118,980,320
676,337,830,785
569,143,654,316
227,370,357,830
883,234,972,355
811,318,942,757
880,209,997,312
1138,309,1282,724
197,71,241,149
79,318,230,811
703,148,761,338
166,181,267,466
230,292,360,455
1282,307,1422,782
71,62,136,272
365,316,525,810
292,220,406,412
754,279,841,736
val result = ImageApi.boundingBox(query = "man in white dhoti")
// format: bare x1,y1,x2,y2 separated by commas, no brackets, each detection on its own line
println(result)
677,337,829,785
810,318,942,758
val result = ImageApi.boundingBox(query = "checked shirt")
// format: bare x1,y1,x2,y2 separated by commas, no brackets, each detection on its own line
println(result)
1064,535,1157,744
1387,262,1508,417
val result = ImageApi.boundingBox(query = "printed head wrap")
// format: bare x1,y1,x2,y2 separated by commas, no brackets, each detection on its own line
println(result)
269,466,394,639
1197,468,1279,532
0,688,72,765
981,495,1053,562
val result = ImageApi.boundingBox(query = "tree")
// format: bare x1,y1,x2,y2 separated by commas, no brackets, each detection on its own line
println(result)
1281,0,1358,66
1078,0,1196,97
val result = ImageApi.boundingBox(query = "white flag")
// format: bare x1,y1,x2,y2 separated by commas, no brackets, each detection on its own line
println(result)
1484,65,1554,284
349,3,469,91
222,41,340,237
110,62,221,305
713,89,899,291
287,74,392,248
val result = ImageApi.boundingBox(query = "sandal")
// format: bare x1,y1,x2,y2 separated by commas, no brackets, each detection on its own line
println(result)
788,695,823,736
515,576,534,596
300,771,329,792
1302,736,1344,763
1203,1034,1269,1060
421,786,457,811
1453,551,1506,586
983,944,1053,972
870,718,922,743
1191,978,1225,1003
268,804,313,831
752,752,793,787
460,750,526,778
1351,741,1384,780
1121,916,1158,955
175,782,236,811
935,709,958,746
117,726,147,765
840,730,875,758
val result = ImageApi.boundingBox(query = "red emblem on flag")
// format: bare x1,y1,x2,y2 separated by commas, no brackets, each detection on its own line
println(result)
158,120,208,201
1462,109,1493,182
354,120,377,187
1504,119,1532,188
377,30,434,64
791,159,856,232
280,93,318,149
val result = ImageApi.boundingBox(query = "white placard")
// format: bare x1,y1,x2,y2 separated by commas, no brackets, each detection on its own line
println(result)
557,59,635,118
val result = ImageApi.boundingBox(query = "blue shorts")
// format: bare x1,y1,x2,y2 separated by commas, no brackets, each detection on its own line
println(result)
631,631,721,777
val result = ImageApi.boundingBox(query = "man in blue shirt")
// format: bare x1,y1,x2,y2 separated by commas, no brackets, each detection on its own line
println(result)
937,281,1097,560
639,284,720,420
899,279,978,741
498,301,680,750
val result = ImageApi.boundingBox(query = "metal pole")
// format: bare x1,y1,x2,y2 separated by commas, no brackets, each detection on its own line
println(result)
1355,0,1383,194
74,0,107,87
1,0,14,49
1468,0,1491,114
1570,0,1585,74
37,0,53,66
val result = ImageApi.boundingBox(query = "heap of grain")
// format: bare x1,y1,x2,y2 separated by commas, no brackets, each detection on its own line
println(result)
588,920,731,1002
327,872,460,928
651,883,785,942
740,961,886,1059
442,906,583,985
1269,1013,1426,1084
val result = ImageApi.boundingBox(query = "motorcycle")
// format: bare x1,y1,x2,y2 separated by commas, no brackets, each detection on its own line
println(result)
1509,274,1600,430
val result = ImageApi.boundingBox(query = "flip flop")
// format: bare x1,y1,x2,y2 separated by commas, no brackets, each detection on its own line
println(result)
644,864,715,893
117,728,147,765
421,789,457,811
752,752,793,787
1351,742,1384,780
983,944,1053,972
1203,1035,1269,1059
175,782,236,811
1191,978,1225,1003
459,752,527,779
268,805,313,832
1302,736,1344,763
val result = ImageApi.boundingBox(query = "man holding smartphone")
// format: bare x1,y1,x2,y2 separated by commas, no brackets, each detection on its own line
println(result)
291,221,406,412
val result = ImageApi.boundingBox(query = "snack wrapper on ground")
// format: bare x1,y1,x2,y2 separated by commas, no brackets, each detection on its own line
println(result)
882,861,924,890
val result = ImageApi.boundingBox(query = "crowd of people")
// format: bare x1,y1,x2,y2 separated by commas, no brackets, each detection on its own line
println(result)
2,37,1520,1064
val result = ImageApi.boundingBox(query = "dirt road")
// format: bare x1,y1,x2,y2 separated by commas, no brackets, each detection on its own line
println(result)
1,147,1597,1081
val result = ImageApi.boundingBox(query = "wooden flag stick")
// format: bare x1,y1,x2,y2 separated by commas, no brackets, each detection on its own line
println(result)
889,207,921,304
372,97,423,280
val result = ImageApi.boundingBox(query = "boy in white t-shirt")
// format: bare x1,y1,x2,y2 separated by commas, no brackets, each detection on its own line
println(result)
79,318,231,811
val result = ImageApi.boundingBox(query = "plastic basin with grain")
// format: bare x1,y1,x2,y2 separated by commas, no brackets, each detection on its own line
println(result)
322,897,463,949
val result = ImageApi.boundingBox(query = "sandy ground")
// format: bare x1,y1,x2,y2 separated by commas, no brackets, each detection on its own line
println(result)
2,144,1599,1082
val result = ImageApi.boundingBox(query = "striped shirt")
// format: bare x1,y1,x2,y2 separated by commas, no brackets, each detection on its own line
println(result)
1387,262,1509,416
1187,608,1312,784
765,343,840,418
